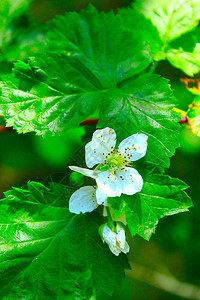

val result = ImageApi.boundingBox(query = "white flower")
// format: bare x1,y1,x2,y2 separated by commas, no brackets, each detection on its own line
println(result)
69,127,148,197
102,223,130,256
69,186,108,214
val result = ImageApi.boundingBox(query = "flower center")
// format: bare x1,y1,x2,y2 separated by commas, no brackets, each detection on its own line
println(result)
107,154,125,169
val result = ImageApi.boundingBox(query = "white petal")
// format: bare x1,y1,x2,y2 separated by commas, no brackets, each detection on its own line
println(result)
122,241,130,254
69,186,98,214
69,166,99,179
102,225,117,246
108,244,121,256
96,188,108,206
118,133,148,162
102,224,129,256
85,127,116,168
116,167,143,195
96,170,122,197
116,224,126,249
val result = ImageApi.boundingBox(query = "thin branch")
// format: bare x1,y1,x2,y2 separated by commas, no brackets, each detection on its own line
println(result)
126,263,200,300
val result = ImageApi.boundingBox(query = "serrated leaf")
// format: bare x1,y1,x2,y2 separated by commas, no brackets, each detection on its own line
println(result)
46,5,151,84
0,6,180,168
169,28,198,52
123,174,192,240
134,0,200,43
119,4,200,75
0,61,180,167
119,7,164,60
0,181,129,299
166,44,200,76
99,74,180,167
0,5,152,136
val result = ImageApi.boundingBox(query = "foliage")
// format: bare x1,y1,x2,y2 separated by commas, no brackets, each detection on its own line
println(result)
0,181,129,299
0,0,199,299
0,0,45,63
120,0,200,75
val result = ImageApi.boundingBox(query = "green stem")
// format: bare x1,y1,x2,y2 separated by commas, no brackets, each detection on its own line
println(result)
149,60,159,74
106,206,114,230
172,107,187,116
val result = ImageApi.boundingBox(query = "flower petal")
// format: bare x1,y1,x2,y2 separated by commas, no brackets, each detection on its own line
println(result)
96,170,122,197
122,242,130,254
102,225,117,249
102,224,129,256
85,127,116,168
116,223,126,249
116,167,143,195
69,186,98,214
118,133,148,162
96,188,108,206
109,245,121,256
69,166,99,179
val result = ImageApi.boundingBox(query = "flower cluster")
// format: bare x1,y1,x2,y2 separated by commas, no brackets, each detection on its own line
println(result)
69,127,148,255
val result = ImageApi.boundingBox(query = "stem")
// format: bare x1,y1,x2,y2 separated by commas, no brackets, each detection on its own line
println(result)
127,263,200,300
106,206,114,230
79,118,99,126
149,61,159,74
172,107,187,117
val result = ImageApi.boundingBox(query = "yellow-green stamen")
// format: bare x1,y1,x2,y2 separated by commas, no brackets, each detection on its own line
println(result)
107,154,125,169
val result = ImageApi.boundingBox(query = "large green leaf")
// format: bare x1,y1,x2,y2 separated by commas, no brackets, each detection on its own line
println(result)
134,0,200,43
0,54,105,135
47,5,151,84
0,181,129,299
99,74,180,167
0,5,181,167
109,174,192,241
0,6,151,134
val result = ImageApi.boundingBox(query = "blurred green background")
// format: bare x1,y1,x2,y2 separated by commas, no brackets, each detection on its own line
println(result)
1,0,200,299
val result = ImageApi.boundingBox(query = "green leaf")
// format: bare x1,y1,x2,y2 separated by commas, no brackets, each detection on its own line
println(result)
99,74,180,167
0,181,129,299
0,6,180,167
0,5,151,136
134,0,200,43
119,7,164,60
120,4,200,75
166,44,200,76
46,5,151,84
0,61,180,168
169,28,198,52
123,174,192,240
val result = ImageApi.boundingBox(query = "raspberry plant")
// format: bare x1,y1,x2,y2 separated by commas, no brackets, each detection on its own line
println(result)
0,0,200,299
